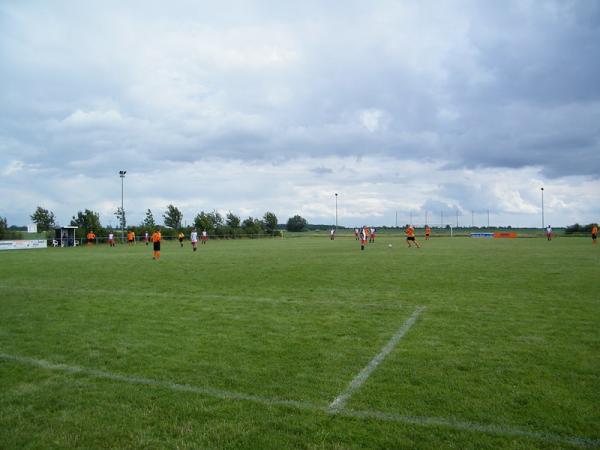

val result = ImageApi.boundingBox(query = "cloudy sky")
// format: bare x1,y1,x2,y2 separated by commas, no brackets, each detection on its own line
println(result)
1,0,599,228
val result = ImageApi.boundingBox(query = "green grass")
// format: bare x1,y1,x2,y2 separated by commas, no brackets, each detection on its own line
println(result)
1,236,599,449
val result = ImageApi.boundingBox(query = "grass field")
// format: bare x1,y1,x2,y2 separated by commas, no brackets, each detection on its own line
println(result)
1,236,599,449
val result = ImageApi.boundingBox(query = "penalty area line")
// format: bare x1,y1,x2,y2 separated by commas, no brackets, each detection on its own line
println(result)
0,352,598,448
329,305,426,410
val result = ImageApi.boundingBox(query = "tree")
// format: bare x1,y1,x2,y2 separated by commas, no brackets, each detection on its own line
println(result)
141,209,156,229
114,206,126,231
0,216,7,239
30,206,56,231
242,217,264,235
194,210,223,232
286,215,307,232
226,211,240,229
263,212,278,235
163,204,183,229
70,209,102,235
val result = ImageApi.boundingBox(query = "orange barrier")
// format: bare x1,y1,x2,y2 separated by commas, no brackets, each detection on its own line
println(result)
493,232,517,238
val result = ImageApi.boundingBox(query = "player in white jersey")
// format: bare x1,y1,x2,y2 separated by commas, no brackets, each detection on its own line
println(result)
190,229,198,251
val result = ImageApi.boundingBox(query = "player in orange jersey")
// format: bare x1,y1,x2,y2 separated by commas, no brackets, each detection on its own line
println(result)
127,230,135,246
592,225,598,245
151,229,162,260
425,225,431,240
178,231,185,247
405,225,420,248
86,230,96,246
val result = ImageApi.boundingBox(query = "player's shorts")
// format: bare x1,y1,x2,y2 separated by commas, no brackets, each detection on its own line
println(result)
153,242,160,251
108,239,114,244
128,239,133,243
179,238,183,242
593,233,597,240
406,236,415,241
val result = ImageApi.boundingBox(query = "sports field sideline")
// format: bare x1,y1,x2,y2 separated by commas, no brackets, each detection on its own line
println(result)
1,237,598,449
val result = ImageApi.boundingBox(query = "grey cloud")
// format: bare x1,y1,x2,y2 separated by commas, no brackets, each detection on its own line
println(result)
2,0,600,227
310,166,333,175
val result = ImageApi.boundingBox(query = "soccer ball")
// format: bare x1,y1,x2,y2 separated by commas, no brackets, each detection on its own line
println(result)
388,244,392,248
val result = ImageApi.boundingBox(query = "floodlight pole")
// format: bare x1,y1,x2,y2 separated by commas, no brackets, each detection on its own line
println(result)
119,170,127,243
541,187,544,230
335,193,338,232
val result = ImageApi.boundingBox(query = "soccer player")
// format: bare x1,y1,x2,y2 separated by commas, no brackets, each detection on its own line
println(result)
144,231,149,246
546,225,553,241
369,227,376,243
190,228,198,251
425,225,431,240
108,232,115,247
151,229,162,260
330,228,335,240
127,230,135,246
592,225,598,245
354,228,359,240
86,230,96,246
405,225,420,248
178,231,185,247
359,227,367,251
201,230,208,244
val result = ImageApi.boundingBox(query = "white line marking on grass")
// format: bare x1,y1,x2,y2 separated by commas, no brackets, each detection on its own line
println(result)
1,352,598,448
329,306,426,410
0,353,315,410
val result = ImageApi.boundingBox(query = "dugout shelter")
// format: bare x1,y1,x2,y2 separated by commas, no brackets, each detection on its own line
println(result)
54,226,78,247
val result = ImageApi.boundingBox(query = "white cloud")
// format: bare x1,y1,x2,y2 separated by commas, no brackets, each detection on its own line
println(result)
56,109,125,129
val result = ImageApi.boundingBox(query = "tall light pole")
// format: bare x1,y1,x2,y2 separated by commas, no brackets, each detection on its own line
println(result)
334,193,338,232
119,170,127,243
541,187,545,229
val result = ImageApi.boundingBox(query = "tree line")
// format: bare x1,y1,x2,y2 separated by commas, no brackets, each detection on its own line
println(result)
564,223,599,234
16,205,311,238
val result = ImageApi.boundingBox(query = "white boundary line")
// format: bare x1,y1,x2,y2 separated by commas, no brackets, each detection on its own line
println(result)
329,306,425,410
0,352,598,448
